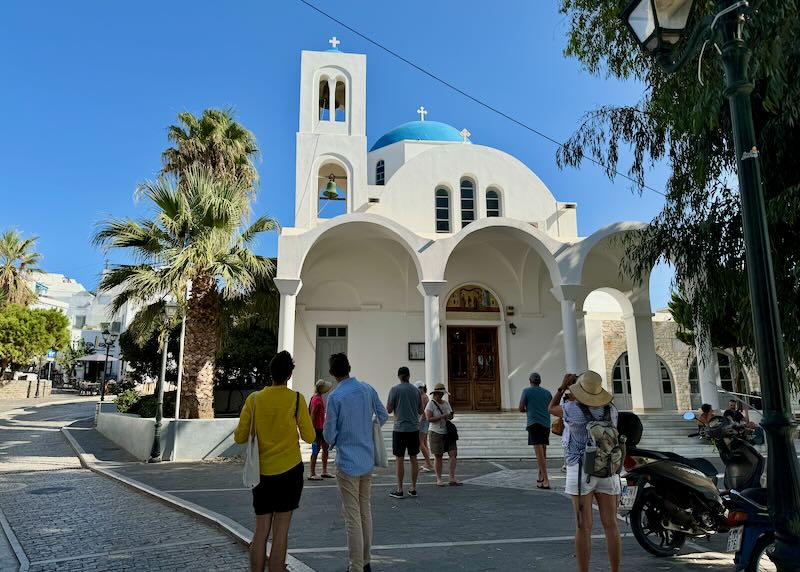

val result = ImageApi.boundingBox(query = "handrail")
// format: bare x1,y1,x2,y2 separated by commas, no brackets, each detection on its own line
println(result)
716,387,763,417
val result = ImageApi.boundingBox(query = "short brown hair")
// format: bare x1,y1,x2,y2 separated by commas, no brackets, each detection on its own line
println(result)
329,353,351,378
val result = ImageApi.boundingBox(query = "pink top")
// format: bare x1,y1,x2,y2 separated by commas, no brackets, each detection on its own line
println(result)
310,393,325,429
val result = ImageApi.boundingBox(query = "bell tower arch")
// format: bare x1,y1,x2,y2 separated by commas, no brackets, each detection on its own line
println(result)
296,39,367,228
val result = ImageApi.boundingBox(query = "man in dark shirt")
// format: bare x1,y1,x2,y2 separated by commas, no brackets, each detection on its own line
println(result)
724,399,745,423
386,366,422,499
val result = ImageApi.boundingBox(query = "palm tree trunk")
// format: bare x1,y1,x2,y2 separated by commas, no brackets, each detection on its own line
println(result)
180,275,219,419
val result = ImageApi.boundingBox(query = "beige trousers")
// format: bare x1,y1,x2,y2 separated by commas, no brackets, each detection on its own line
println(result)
336,473,373,572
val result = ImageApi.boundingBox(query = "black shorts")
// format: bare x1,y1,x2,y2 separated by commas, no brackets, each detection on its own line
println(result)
392,431,421,457
252,462,304,515
314,428,326,446
527,423,550,446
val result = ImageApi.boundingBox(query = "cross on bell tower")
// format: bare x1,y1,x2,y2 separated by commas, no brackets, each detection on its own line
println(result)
417,106,428,121
459,128,471,143
328,36,340,50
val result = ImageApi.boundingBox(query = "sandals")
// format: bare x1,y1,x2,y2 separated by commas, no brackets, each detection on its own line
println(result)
537,483,552,490
320,473,335,479
448,481,463,487
308,475,322,481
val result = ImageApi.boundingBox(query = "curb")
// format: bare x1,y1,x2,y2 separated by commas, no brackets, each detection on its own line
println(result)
60,428,315,572
0,508,28,572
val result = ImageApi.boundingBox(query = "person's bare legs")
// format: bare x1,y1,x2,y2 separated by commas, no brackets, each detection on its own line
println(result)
395,455,405,492
309,449,318,478
434,453,444,485
250,514,273,572
410,454,419,492
321,442,330,475
267,511,293,572
571,492,594,572
595,492,621,572
535,444,549,487
448,448,459,484
419,432,433,470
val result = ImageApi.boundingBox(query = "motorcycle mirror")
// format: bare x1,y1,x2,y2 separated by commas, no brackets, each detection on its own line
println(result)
683,411,697,421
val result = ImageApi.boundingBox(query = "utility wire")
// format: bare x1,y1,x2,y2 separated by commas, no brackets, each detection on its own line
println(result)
296,0,667,198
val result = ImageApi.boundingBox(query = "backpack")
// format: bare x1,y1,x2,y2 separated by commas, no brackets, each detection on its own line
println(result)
577,403,626,481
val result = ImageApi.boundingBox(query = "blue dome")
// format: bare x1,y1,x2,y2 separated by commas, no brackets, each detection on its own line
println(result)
370,121,468,151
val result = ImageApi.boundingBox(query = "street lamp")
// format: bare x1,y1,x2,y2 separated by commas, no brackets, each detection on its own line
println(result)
149,301,178,463
100,328,118,402
621,1,800,569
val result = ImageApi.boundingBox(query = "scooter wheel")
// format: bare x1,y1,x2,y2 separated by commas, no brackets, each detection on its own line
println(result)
630,488,687,557
745,532,776,572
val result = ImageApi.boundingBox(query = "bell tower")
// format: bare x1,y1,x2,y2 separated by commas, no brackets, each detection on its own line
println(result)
295,38,367,228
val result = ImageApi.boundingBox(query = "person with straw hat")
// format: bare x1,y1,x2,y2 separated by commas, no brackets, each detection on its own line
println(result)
425,383,461,487
549,371,621,572
308,379,333,481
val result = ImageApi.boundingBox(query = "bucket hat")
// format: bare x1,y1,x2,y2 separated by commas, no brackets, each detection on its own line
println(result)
569,370,613,407
431,382,448,394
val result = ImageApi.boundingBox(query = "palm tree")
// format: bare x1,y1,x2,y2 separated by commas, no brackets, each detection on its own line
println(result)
0,230,42,306
162,108,260,190
94,166,277,418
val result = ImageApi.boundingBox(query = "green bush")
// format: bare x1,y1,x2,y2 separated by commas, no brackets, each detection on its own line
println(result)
114,389,141,413
131,390,176,418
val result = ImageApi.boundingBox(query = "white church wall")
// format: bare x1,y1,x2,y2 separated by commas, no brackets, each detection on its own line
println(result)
371,144,562,238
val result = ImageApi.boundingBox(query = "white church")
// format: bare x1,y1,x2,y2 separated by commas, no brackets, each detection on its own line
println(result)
274,39,725,413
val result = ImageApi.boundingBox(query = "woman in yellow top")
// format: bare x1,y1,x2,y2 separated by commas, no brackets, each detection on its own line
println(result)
234,350,315,572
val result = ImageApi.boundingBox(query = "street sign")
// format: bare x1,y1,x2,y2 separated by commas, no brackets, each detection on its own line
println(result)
46,349,56,361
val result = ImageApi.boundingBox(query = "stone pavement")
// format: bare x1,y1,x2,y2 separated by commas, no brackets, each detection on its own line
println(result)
0,401,249,571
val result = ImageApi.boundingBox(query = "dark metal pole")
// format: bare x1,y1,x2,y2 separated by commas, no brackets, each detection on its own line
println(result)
149,333,170,463
718,3,800,569
100,344,111,402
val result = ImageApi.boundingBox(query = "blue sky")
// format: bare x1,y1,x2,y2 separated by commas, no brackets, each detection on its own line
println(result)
0,1,673,308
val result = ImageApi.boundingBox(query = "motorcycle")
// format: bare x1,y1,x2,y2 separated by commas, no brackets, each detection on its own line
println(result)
726,487,775,572
617,412,765,559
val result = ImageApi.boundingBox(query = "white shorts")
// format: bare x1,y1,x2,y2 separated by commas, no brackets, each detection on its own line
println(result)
565,464,622,496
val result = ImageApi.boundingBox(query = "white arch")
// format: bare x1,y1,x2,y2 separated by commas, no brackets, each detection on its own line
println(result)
276,213,429,282
558,221,647,285
435,217,564,288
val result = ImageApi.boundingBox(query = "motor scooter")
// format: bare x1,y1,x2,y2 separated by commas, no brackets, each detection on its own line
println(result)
618,412,765,559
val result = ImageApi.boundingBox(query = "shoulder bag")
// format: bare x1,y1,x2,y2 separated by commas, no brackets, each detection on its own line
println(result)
433,401,459,444
370,385,389,468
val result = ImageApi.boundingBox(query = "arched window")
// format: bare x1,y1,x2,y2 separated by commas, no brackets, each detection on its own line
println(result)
435,188,451,233
611,353,673,410
486,188,501,217
375,160,385,186
318,78,330,121
318,163,348,219
460,178,475,227
334,80,346,122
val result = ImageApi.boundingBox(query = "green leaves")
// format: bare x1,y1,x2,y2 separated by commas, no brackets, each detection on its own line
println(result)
0,305,70,372
0,229,42,307
559,1,800,386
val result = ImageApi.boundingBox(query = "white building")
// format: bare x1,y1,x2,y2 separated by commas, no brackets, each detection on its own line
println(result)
274,41,721,412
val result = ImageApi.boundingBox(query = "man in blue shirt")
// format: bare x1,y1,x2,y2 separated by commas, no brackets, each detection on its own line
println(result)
519,372,553,489
324,353,388,572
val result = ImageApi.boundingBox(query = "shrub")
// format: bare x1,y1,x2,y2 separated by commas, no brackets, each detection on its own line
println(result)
114,389,141,413
132,390,176,418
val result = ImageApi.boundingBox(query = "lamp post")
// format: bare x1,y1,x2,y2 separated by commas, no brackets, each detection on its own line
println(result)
149,301,177,463
100,329,118,402
621,1,800,569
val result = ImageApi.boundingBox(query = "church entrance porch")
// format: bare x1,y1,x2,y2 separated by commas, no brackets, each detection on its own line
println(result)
446,326,501,411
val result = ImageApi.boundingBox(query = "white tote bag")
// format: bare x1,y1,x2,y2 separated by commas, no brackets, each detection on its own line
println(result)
372,414,388,468
242,398,261,489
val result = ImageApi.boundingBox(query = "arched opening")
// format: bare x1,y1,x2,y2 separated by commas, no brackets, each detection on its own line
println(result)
442,224,563,411
460,178,475,228
318,77,330,121
688,351,749,409
317,161,348,218
610,352,675,410
486,188,502,217
375,160,385,186
435,187,451,233
334,79,346,122
295,222,423,397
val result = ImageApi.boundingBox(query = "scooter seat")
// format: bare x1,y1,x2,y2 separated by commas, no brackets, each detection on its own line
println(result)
629,447,718,478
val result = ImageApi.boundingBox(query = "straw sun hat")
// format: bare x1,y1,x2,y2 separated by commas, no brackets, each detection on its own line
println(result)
431,383,449,395
568,370,613,407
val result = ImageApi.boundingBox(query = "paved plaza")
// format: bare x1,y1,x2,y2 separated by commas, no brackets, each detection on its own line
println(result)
0,401,740,571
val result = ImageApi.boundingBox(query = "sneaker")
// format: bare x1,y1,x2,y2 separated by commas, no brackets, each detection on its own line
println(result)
408,489,417,497
389,490,404,499
420,466,432,473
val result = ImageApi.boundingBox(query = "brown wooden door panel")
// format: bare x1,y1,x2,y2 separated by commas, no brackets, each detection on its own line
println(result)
447,326,500,411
